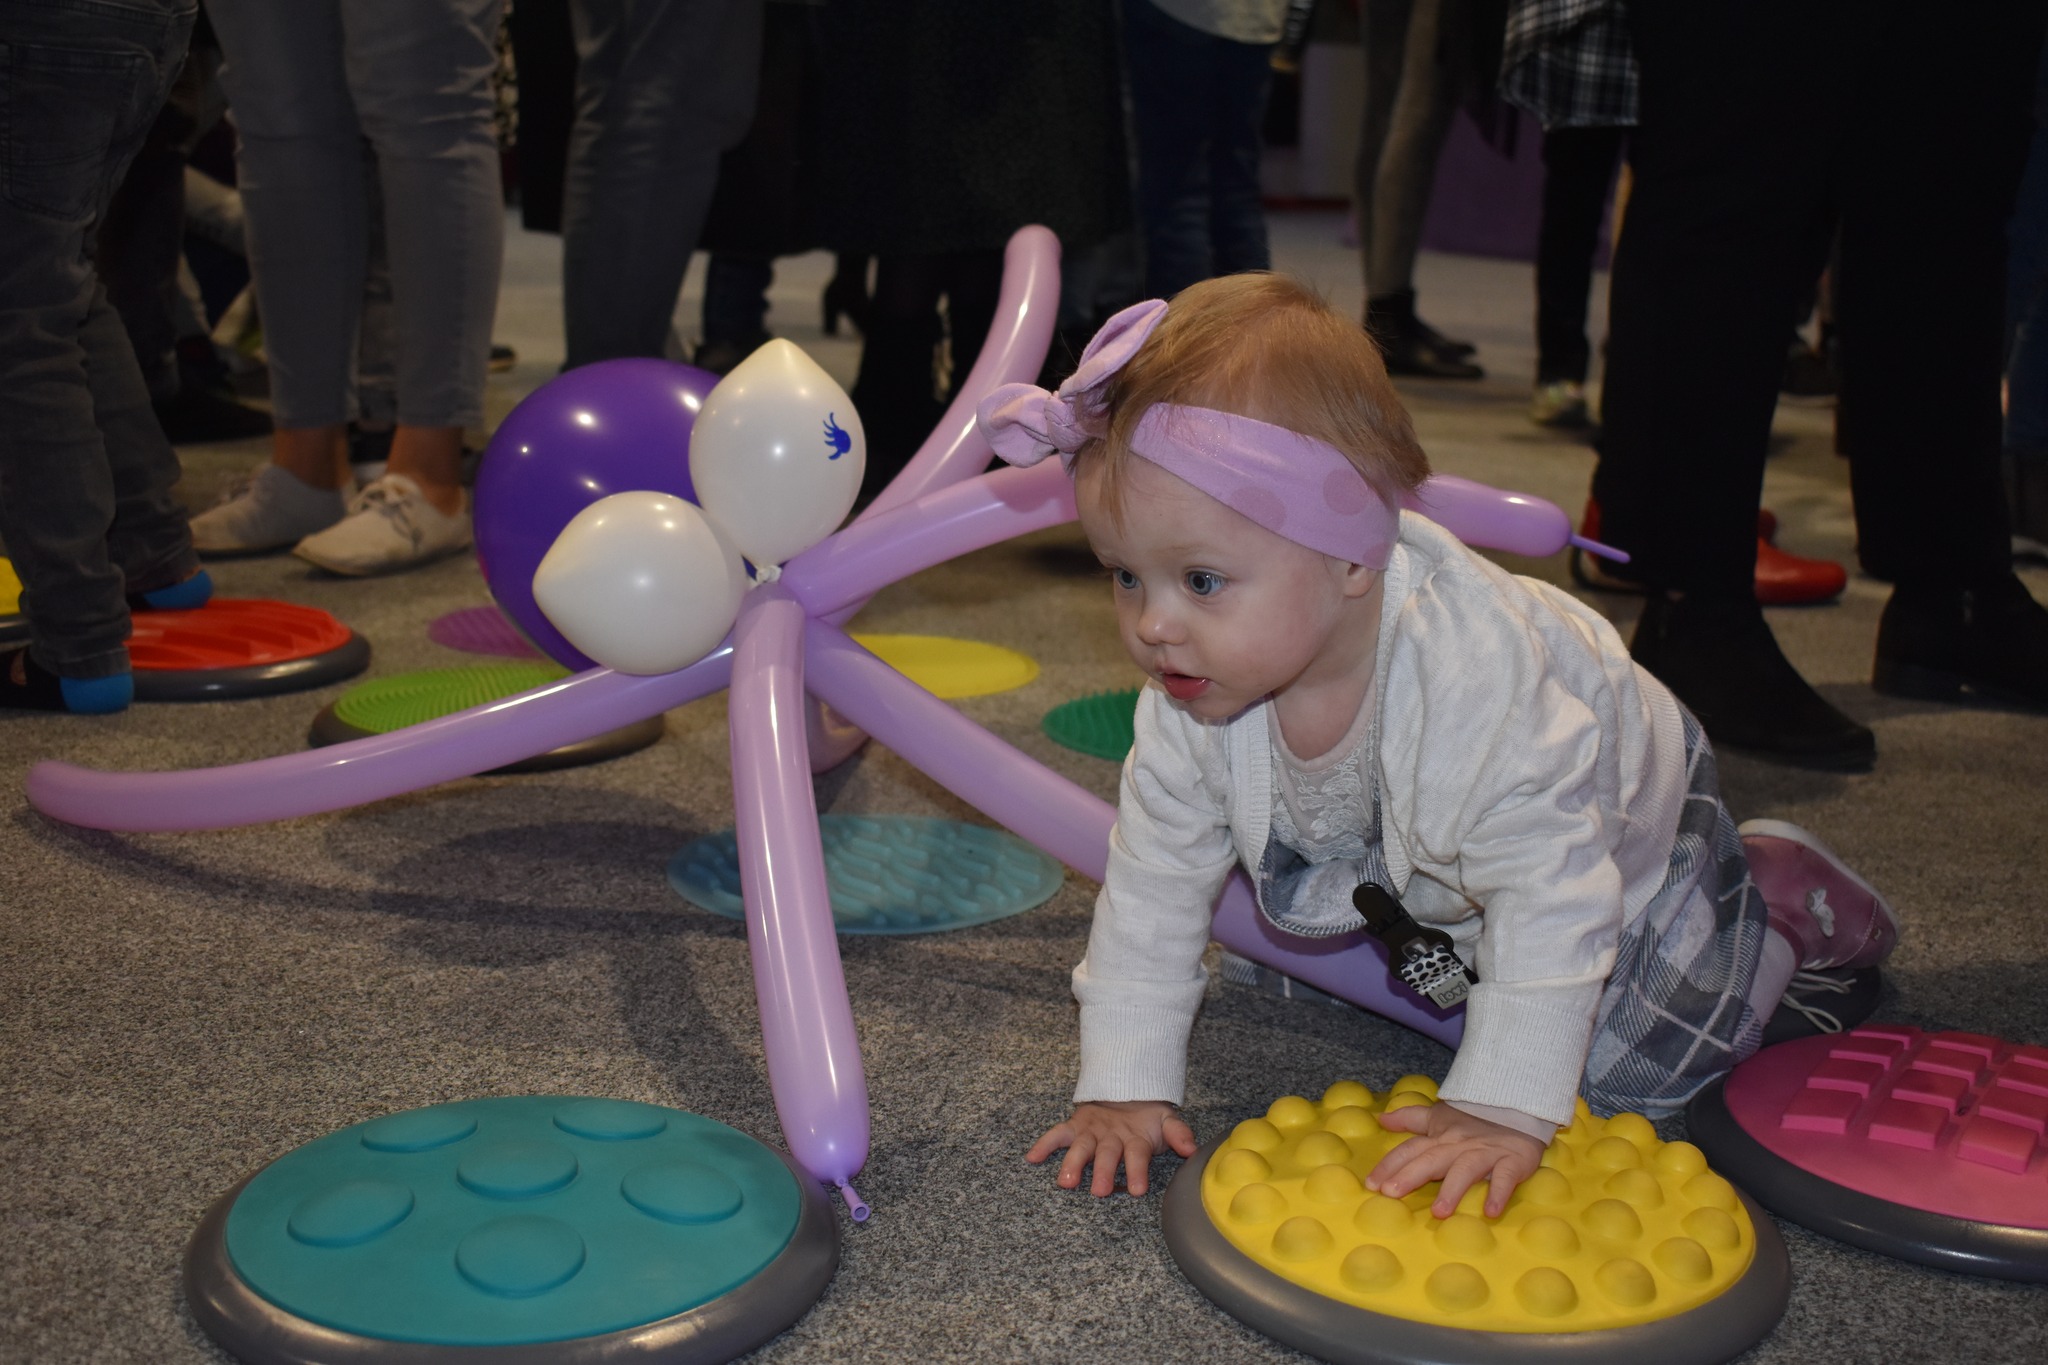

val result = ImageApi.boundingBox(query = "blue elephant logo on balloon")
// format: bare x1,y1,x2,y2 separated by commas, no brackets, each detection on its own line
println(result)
824,413,851,460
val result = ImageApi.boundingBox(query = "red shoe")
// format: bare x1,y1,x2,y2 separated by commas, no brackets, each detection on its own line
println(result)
1570,499,1846,605
1740,819,1899,971
1754,536,1847,604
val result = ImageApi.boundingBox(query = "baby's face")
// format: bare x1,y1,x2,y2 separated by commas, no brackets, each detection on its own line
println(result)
1076,457,1377,722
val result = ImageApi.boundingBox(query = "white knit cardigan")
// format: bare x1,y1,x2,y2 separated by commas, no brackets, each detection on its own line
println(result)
1072,512,1690,1128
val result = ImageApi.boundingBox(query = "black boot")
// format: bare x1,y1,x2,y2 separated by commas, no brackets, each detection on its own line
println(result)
1873,574,2048,708
1364,290,1483,380
1631,593,1876,771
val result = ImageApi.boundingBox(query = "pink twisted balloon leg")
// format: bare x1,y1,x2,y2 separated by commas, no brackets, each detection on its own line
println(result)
728,587,871,1217
802,224,1063,771
801,623,1464,1049
25,652,733,832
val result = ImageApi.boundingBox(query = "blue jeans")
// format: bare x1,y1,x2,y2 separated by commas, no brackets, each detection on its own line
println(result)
206,0,505,428
0,0,200,678
1119,0,1274,299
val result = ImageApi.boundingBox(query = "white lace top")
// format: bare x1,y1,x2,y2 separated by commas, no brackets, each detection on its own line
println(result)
1268,691,1378,864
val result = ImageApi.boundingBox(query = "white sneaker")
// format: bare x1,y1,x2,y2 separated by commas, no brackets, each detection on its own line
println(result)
190,462,348,555
293,473,472,576
1529,380,1592,430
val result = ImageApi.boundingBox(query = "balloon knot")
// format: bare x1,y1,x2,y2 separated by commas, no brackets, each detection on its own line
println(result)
750,563,783,585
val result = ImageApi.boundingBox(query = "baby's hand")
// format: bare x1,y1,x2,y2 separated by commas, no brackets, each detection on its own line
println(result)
1025,1100,1198,1197
1367,1101,1545,1219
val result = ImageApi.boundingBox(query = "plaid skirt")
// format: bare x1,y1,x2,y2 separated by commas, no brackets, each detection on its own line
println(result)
1256,708,1770,1120
1580,709,1770,1117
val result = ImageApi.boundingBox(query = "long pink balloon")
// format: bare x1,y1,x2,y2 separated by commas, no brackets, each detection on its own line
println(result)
728,588,871,1218
784,460,1075,620
25,651,732,832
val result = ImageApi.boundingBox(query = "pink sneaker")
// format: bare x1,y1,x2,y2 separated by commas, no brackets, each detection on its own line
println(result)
1740,819,1900,970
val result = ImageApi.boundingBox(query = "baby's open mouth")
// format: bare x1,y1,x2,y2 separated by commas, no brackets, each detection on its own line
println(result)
1159,672,1211,702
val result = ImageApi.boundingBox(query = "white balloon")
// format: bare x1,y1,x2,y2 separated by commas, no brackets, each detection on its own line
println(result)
688,339,866,567
533,492,747,675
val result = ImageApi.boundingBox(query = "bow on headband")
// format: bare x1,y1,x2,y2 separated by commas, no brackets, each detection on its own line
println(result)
976,299,1169,467
973,297,1403,569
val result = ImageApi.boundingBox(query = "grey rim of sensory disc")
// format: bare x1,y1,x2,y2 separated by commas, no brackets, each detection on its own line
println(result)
1159,1140,1790,1365
135,632,372,702
183,1147,840,1365
1687,1075,2048,1283
308,705,665,774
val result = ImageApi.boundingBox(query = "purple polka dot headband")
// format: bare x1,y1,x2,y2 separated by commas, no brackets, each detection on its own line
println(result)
975,299,1400,569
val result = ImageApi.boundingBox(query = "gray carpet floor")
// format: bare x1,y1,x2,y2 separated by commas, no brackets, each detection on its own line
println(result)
4,218,2046,1362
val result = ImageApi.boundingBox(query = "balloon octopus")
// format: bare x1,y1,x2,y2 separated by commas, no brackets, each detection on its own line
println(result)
27,229,1623,1220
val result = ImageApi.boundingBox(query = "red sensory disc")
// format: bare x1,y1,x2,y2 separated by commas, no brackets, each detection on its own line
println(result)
129,599,370,701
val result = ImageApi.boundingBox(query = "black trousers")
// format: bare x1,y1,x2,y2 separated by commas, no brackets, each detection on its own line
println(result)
1536,124,1625,386
1593,0,2046,596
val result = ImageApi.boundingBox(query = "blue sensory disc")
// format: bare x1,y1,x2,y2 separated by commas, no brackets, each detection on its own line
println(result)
667,814,1065,934
184,1096,837,1363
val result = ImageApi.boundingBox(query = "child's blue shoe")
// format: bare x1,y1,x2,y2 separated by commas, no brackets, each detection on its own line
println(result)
57,671,135,714
0,648,133,714
128,568,213,612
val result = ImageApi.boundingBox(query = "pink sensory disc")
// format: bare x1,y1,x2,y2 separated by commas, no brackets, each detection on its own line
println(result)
427,606,542,659
1687,1025,2048,1281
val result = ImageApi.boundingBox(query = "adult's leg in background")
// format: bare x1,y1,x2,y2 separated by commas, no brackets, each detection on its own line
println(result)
561,0,764,367
95,32,215,403
1121,0,1225,298
1353,0,1416,281
1593,0,1837,597
852,255,945,506
1361,0,1465,298
1853,2,2048,707
205,0,364,439
1838,2,2044,589
1204,29,1276,281
1534,125,1624,387
345,0,505,442
0,0,198,680
1595,0,1879,768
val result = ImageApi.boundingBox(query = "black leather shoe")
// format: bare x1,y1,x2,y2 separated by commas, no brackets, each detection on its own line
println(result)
1377,331,1486,379
1631,593,1876,771
1873,574,2048,708
1365,290,1484,380
1414,314,1477,361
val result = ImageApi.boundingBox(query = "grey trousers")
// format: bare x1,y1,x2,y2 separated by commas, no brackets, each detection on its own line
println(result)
1355,0,1479,298
206,0,504,429
0,0,201,678
562,0,764,368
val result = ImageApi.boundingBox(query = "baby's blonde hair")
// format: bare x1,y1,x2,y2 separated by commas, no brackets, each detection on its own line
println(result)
1075,273,1429,525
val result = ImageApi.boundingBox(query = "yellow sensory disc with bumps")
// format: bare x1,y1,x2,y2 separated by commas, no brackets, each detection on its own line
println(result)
1199,1077,1756,1334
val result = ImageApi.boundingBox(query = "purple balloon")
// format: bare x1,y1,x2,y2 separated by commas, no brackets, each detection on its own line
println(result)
474,358,716,668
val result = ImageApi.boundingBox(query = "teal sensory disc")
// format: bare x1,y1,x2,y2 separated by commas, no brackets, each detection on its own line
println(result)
184,1096,837,1363
666,815,1066,934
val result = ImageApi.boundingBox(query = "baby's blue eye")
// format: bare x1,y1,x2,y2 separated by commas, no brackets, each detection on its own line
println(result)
1185,571,1222,597
1110,567,1138,590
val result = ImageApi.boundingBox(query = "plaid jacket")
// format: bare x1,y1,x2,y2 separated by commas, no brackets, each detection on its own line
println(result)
1501,0,1639,129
